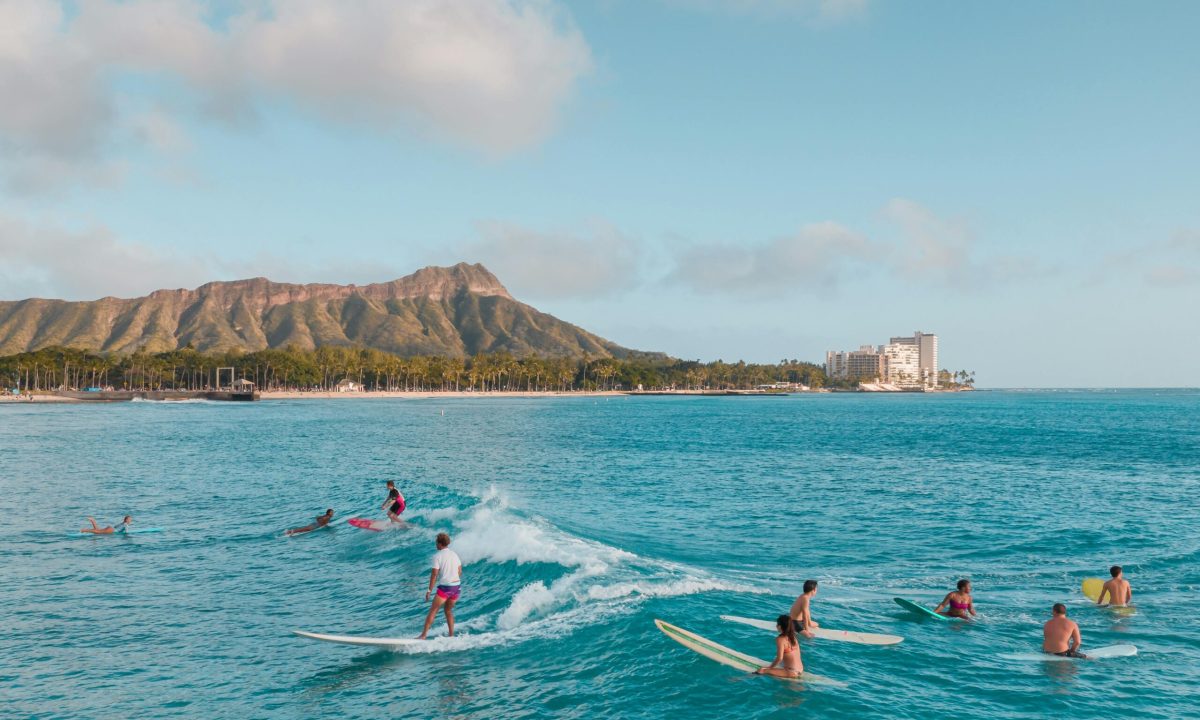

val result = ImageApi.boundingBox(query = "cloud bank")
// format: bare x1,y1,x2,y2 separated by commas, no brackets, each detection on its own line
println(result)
0,0,592,190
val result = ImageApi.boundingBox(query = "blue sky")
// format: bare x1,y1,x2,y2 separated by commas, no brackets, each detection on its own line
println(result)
1,0,1197,386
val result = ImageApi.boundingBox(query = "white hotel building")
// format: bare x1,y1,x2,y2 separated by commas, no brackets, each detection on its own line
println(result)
826,331,940,389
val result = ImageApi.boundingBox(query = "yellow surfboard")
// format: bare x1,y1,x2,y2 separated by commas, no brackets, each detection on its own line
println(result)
1082,578,1137,616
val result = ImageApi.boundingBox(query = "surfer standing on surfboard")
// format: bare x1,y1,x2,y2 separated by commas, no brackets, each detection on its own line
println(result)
80,515,132,534
1097,566,1132,606
382,480,406,524
934,579,976,618
419,532,462,639
1043,603,1087,658
788,580,819,638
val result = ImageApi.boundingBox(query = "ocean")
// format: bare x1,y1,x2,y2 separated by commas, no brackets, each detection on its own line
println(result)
2,391,1198,718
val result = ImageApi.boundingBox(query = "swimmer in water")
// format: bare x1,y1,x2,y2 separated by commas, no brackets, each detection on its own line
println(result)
755,614,803,678
1043,603,1087,658
80,515,132,534
934,579,976,619
1096,565,1132,607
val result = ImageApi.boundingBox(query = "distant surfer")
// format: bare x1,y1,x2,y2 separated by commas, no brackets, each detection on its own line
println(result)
788,579,819,638
1096,566,1132,606
419,532,462,639
934,579,976,618
382,480,406,524
286,509,334,536
80,515,132,534
1043,603,1087,658
755,615,803,678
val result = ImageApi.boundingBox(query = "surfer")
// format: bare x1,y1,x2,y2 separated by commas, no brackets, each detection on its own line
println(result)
382,480,406,524
419,532,462,639
1096,566,1132,606
788,579,819,638
934,579,976,618
285,509,334,536
79,515,132,534
755,614,803,678
1043,604,1087,658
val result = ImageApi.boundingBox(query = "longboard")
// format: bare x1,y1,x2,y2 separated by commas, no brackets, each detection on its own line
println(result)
292,630,421,648
720,615,903,645
653,619,847,687
1081,578,1137,616
76,527,163,536
893,598,954,621
999,644,1137,662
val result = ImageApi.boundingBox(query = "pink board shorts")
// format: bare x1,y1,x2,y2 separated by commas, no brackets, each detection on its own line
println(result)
436,585,461,600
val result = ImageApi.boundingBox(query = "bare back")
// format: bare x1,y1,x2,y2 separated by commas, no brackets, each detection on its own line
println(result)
1101,578,1131,605
1042,616,1080,653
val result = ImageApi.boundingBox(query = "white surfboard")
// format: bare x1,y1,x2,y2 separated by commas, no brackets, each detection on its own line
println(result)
721,615,904,646
998,644,1137,662
654,619,847,687
292,630,422,648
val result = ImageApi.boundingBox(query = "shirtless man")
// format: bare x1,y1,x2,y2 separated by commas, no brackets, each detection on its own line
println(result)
285,508,334,536
1097,565,1132,606
788,580,819,638
1043,603,1086,658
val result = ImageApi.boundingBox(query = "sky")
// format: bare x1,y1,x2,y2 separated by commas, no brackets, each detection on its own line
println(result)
0,0,1197,387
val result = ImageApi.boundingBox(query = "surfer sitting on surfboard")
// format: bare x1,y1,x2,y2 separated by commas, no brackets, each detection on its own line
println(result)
1097,566,1132,606
788,580,820,638
934,579,976,619
286,509,334,536
755,615,803,679
80,515,132,534
382,480,406,524
419,532,462,639
1043,603,1087,658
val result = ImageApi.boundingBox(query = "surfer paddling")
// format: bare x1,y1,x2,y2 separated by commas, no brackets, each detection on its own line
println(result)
286,509,334,536
935,579,976,619
788,580,819,638
1096,566,1132,606
1043,603,1087,658
382,480,406,524
79,515,132,534
419,532,462,639
755,615,803,678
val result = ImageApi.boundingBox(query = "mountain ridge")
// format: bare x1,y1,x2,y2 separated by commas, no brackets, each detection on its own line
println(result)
0,263,646,359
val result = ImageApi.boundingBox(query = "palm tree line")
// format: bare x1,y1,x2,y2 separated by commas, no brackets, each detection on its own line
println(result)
0,346,837,393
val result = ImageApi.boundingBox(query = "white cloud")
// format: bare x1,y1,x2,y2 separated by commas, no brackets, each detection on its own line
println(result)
669,221,877,293
0,0,592,190
461,220,642,300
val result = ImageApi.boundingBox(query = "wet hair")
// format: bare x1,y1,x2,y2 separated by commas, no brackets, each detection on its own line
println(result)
803,580,818,593
1052,603,1066,615
386,480,395,487
1110,565,1121,578
325,509,333,515
123,515,132,522
776,614,797,647
956,579,971,591
436,532,451,548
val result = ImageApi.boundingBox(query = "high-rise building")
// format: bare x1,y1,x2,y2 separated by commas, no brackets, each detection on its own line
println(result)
882,343,921,386
889,331,939,387
826,345,884,381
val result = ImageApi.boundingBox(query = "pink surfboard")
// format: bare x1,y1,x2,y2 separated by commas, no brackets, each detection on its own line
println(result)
348,518,388,532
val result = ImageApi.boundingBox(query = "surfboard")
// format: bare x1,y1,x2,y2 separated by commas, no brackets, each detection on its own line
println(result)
347,518,392,532
1081,578,1137,616
893,598,954,621
75,527,163,536
292,630,422,648
720,615,904,645
999,644,1137,662
653,619,847,687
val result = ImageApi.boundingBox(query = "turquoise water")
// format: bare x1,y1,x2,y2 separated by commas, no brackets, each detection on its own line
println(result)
2,391,1199,718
